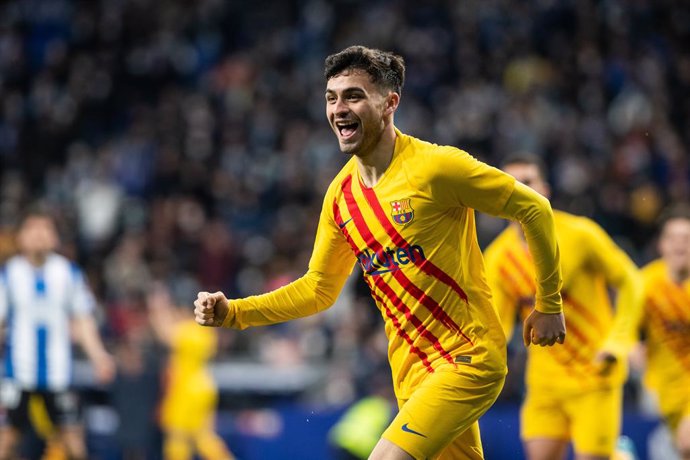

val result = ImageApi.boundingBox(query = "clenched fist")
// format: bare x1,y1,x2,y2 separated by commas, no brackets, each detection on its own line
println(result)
523,309,566,347
194,291,230,327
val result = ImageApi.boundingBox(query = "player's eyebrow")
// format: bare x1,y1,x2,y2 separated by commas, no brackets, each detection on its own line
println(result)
325,86,366,96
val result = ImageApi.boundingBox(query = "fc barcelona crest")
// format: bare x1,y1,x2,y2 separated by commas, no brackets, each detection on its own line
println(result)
390,199,414,225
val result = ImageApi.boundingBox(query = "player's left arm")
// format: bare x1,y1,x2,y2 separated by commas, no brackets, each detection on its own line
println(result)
70,265,116,384
584,222,644,366
497,183,565,347
431,149,564,346
73,314,115,384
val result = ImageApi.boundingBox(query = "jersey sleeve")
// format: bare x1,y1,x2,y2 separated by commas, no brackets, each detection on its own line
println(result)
429,149,562,314
581,220,644,358
429,148,516,214
498,183,562,314
223,187,356,329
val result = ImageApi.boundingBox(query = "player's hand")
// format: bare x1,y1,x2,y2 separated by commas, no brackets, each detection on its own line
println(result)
593,350,618,376
522,310,566,347
93,352,116,384
194,291,230,327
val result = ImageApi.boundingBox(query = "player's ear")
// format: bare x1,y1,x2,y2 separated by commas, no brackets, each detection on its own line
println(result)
384,92,400,115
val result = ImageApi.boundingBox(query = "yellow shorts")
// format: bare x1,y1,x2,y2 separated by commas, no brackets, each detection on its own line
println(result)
521,386,622,457
382,365,505,460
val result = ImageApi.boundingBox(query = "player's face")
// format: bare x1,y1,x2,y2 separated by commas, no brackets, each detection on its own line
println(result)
658,218,690,275
17,216,59,257
325,69,392,156
502,163,550,198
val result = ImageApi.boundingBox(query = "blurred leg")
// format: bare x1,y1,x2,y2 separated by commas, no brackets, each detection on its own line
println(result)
164,432,192,460
0,426,21,460
58,424,86,460
194,429,235,460
524,439,569,460
676,415,690,460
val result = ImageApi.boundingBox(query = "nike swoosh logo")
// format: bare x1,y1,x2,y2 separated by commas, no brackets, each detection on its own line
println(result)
338,218,352,229
401,423,427,438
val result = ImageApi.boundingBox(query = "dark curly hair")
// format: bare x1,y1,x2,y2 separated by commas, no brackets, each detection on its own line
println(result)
324,45,405,95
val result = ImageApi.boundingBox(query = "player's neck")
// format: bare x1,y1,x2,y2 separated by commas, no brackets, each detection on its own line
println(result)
356,126,396,188
669,266,689,284
25,252,48,267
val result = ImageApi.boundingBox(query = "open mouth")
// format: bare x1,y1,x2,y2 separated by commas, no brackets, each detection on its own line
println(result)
336,121,359,140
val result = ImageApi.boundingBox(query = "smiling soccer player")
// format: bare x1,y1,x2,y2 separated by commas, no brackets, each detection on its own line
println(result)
194,46,565,460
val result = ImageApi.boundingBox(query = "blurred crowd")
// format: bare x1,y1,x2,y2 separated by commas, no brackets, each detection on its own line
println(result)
0,0,689,419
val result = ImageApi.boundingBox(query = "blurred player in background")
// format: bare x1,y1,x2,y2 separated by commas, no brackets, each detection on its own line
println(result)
194,45,565,460
636,205,690,459
484,153,644,460
147,283,234,460
0,207,115,460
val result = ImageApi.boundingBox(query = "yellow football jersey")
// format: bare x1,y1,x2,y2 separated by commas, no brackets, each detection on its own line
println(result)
639,259,690,417
484,211,643,391
225,130,562,400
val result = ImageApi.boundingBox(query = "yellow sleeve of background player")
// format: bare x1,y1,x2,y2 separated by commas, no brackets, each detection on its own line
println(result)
484,244,520,340
581,219,644,359
223,186,356,330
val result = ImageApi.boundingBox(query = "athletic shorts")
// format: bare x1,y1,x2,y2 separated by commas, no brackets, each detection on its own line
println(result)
521,385,622,457
382,364,505,460
0,382,80,429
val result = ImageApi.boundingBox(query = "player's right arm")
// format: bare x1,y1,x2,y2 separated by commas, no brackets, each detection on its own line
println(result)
195,188,355,330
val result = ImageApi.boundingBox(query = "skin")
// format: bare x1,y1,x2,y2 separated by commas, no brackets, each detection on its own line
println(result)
196,71,565,460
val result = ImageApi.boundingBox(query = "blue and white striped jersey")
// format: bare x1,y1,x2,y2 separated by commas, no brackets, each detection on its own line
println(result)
0,253,95,391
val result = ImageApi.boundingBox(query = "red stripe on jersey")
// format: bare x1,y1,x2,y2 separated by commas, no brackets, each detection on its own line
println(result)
648,299,690,373
359,185,470,304
342,176,473,347
548,342,594,380
333,198,357,248
662,288,690,323
505,250,536,292
560,319,590,349
562,292,604,335
333,181,449,368
372,276,455,366
340,176,462,360
365,278,435,373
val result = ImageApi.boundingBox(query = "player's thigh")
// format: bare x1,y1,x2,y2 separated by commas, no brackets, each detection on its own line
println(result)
567,386,622,458
520,388,570,443
382,365,504,460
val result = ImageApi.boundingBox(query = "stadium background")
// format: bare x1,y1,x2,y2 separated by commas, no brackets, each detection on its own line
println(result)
0,0,688,458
